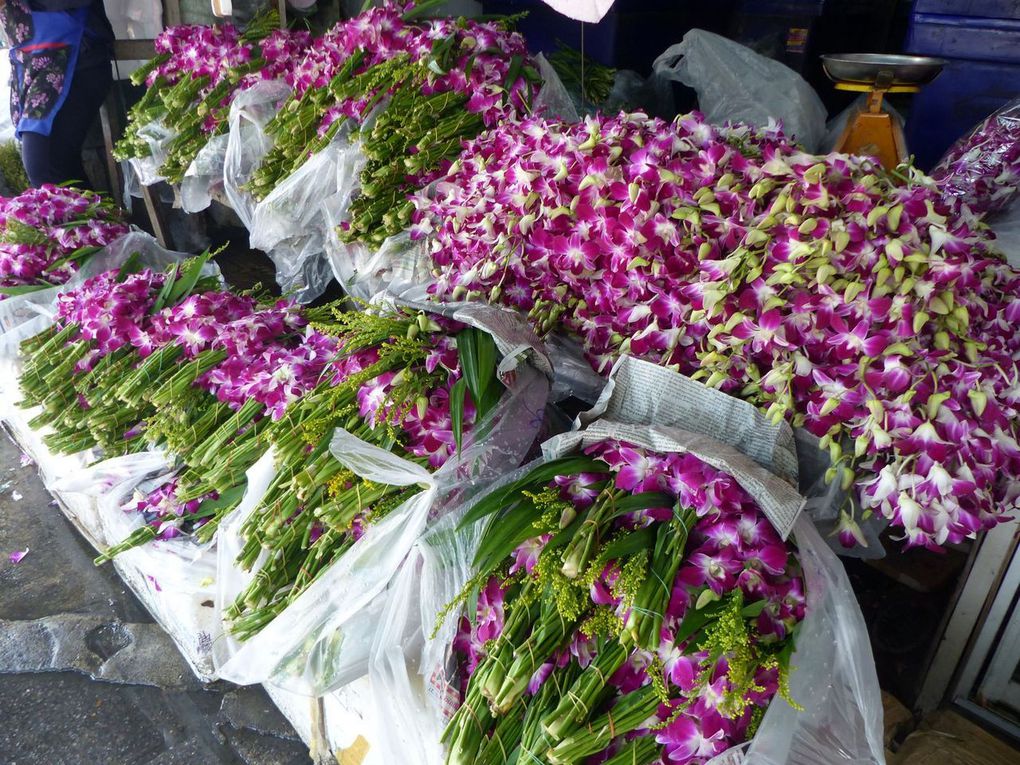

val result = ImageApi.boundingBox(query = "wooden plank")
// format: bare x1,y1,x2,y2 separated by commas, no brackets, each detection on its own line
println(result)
163,0,182,27
113,39,157,61
98,98,123,207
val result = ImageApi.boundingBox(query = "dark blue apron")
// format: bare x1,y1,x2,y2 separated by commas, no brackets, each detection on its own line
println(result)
6,4,87,137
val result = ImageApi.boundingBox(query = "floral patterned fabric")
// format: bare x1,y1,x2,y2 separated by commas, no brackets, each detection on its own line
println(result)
1,0,86,136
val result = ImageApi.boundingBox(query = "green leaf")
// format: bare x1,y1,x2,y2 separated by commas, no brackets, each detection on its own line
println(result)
115,251,144,282
604,491,675,522
458,456,606,528
165,249,214,306
600,526,655,562
150,261,180,311
450,376,467,457
472,499,542,574
0,283,52,296
741,599,769,618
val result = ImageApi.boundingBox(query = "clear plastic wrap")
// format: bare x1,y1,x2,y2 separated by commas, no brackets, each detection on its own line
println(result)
127,119,176,188
370,355,885,765
180,133,230,214
931,98,1020,218
248,127,362,302
223,79,293,230
212,300,552,695
652,30,827,152
50,451,221,680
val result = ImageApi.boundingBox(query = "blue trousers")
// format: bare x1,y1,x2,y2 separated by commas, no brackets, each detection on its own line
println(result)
21,62,113,189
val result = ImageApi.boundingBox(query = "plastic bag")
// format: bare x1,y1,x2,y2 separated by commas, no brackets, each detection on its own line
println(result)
55,450,221,680
127,119,176,188
223,79,293,230
212,299,552,695
532,52,580,123
370,355,885,765
180,133,230,214
653,30,827,152
248,127,363,302
931,98,1020,218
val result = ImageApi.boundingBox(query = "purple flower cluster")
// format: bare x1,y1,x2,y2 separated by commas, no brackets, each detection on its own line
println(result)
55,268,166,356
150,23,248,88
931,98,1020,218
417,111,1020,551
0,185,128,294
124,477,216,542
290,0,535,135
346,329,475,469
454,440,806,764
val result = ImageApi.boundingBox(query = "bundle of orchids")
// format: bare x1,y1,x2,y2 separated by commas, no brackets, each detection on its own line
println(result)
0,185,128,297
246,0,541,247
931,98,1020,218
413,110,1020,552
440,439,804,765
115,11,312,185
223,306,507,642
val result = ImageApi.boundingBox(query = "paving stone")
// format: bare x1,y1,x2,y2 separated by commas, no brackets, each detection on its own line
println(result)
0,673,168,765
0,615,200,690
223,727,312,765
221,687,302,740
0,431,306,764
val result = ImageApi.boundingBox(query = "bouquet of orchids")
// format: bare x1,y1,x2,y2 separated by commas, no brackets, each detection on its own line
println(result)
0,185,128,297
17,251,223,455
439,438,804,765
414,110,1020,552
115,12,312,186
246,0,541,247
220,305,514,642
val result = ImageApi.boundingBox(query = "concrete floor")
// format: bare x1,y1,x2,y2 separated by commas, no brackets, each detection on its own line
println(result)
0,429,311,765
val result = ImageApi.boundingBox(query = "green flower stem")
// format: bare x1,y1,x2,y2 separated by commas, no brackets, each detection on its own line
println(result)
626,507,696,651
541,640,629,741
545,684,662,764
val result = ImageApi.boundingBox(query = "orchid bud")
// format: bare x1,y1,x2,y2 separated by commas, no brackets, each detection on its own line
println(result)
803,163,827,184
855,434,869,457
844,281,865,302
559,506,577,528
828,439,842,465
934,331,950,351
866,205,889,228
706,370,728,389
820,397,840,416
696,588,721,610
406,323,420,341
929,294,950,315
553,161,568,182
833,230,850,253
883,342,912,357
817,264,836,284
825,466,838,485
798,218,818,236
416,396,428,420
451,285,467,301
842,466,856,491
968,389,988,417
964,341,980,364
628,183,641,204
489,285,502,301
887,204,904,231
926,391,951,419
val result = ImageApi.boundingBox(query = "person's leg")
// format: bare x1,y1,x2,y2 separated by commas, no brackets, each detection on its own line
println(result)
20,130,59,187
20,62,113,188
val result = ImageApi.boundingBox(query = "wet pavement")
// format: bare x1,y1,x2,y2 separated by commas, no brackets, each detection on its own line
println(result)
0,429,311,765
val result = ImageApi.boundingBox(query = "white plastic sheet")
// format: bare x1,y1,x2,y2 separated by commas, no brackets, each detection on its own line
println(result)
653,30,827,152
127,119,176,188
370,356,885,765
180,133,230,214
212,299,552,695
223,79,293,230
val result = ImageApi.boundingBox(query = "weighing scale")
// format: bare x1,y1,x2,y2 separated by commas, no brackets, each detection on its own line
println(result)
821,53,946,169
